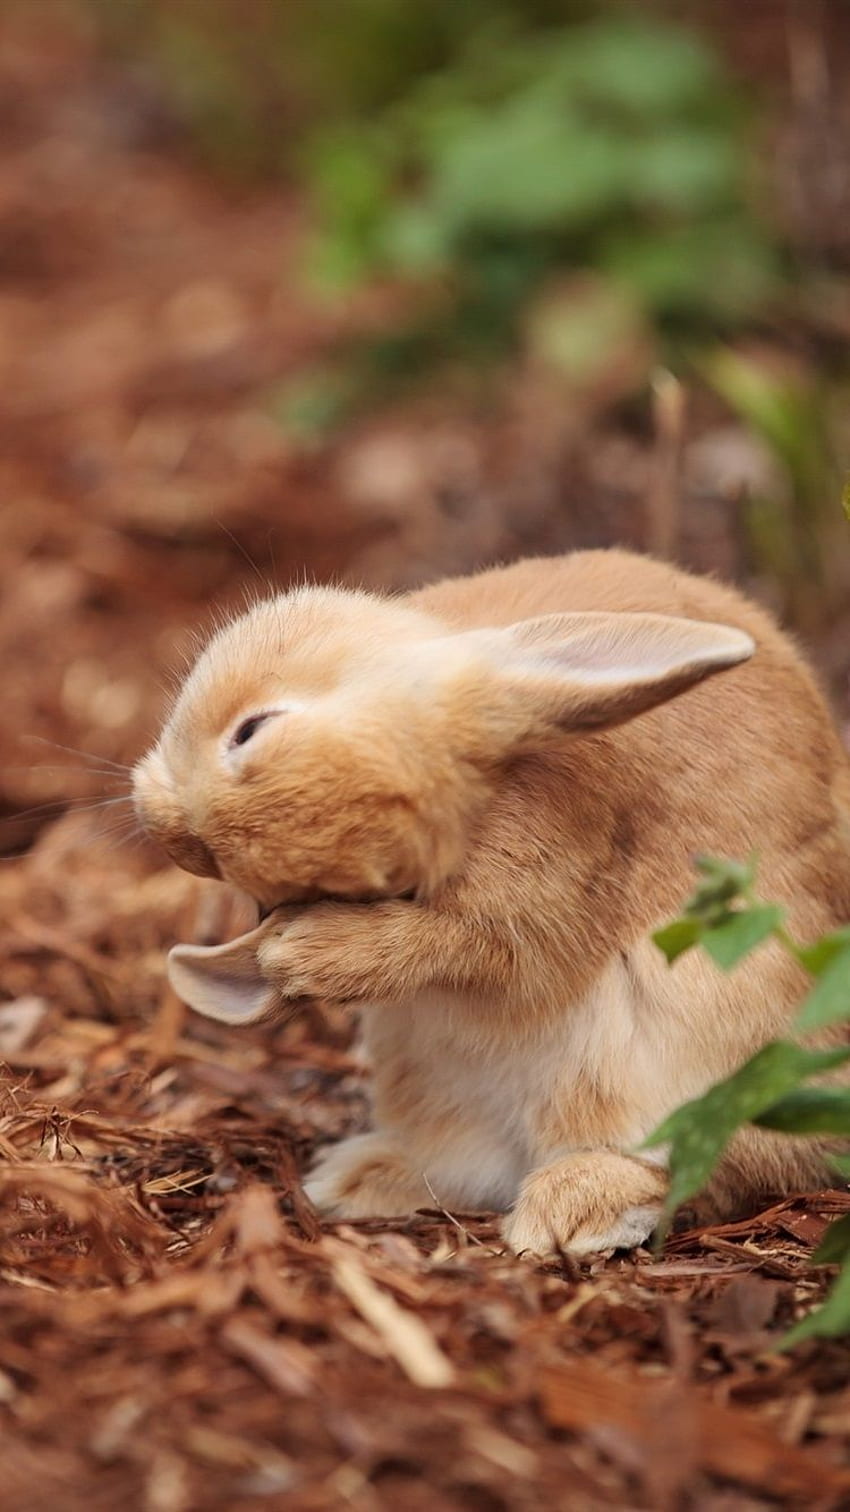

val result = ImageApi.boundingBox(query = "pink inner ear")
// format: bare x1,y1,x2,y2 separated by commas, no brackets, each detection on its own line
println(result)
506,612,754,682
167,934,277,1024
476,611,755,741
508,619,615,663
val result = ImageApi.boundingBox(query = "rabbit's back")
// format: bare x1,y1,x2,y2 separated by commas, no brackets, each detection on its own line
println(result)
413,550,850,978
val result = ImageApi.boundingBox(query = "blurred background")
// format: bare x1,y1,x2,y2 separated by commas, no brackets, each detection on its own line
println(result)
2,0,849,856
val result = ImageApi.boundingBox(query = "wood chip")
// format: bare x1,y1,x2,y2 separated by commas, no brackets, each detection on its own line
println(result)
331,1250,455,1389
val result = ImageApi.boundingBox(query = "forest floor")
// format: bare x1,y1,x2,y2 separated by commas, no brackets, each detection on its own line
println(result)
2,12,850,1511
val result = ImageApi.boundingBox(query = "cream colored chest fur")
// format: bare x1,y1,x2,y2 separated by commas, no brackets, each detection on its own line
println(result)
359,937,757,1211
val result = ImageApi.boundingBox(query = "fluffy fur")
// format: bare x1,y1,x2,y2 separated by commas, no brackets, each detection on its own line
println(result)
133,550,850,1254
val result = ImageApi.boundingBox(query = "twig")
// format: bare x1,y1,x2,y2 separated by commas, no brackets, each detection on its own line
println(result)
421,1171,496,1253
331,1249,455,1389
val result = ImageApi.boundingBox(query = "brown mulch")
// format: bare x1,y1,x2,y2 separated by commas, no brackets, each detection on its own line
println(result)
3,823,850,1512
4,660,850,1499
2,10,850,1511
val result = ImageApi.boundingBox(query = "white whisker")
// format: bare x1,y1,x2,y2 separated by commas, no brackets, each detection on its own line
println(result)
23,735,132,775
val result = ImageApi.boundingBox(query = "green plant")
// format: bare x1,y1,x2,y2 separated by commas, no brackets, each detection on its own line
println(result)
694,346,847,629
649,856,850,1344
304,13,780,377
80,0,787,431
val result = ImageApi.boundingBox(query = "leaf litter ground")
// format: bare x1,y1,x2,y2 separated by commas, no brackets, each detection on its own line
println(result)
2,11,850,1510
3,834,850,1512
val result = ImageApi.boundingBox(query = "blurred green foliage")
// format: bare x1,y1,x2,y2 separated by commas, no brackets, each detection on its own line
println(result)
77,0,848,592
305,13,778,325
91,1,778,368
294,7,783,421
697,347,847,625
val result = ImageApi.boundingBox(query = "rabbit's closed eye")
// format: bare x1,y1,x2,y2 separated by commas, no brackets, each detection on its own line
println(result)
230,712,277,748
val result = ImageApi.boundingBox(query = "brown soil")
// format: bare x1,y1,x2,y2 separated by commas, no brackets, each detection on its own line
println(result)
2,12,850,1511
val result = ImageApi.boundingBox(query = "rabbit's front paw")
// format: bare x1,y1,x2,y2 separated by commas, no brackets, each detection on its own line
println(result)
304,1133,431,1219
258,900,417,1003
503,1151,667,1258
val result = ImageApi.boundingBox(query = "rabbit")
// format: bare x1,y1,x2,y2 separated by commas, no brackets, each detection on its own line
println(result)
132,549,850,1255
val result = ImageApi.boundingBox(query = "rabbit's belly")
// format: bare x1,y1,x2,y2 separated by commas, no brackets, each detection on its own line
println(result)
361,995,535,1207
361,948,679,1209
356,937,729,1209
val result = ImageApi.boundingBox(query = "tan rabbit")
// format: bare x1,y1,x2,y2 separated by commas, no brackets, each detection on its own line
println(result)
133,550,850,1254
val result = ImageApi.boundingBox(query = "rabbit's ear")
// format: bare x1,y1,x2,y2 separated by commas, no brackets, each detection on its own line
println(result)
475,611,755,738
168,927,279,1023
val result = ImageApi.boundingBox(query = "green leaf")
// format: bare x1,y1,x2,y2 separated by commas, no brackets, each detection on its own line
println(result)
433,102,630,233
380,203,449,275
305,129,393,288
830,1152,850,1178
629,131,738,214
696,346,824,497
653,917,704,964
812,1214,850,1266
552,19,721,118
755,1088,850,1135
794,925,850,976
604,223,779,322
702,904,784,970
644,1041,850,1217
782,1257,850,1346
689,854,755,917
695,853,754,890
795,945,850,1031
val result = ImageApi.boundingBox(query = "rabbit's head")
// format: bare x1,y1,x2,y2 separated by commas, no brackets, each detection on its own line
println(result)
133,584,754,916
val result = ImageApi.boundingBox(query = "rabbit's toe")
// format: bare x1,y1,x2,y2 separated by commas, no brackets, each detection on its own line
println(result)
503,1151,666,1258
259,901,415,1002
304,1133,430,1219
